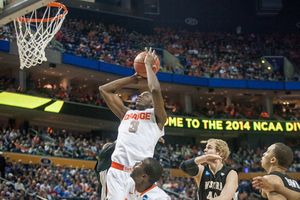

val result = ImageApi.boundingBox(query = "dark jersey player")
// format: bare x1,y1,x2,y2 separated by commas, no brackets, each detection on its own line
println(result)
257,143,300,200
94,142,115,200
253,175,300,200
180,138,238,200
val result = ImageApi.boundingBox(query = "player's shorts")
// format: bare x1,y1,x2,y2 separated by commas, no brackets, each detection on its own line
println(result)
106,162,133,200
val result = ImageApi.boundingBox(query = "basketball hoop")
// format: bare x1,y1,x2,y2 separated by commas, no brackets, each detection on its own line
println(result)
13,2,68,69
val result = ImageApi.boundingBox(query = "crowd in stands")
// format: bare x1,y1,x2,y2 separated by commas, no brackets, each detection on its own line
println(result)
53,22,300,81
55,19,143,69
199,101,300,120
0,123,300,199
275,102,300,121
0,124,104,199
2,18,300,121
0,157,100,200
0,125,103,161
53,19,291,81
3,71,300,122
0,73,186,117
0,158,261,200
3,18,300,82
200,102,262,119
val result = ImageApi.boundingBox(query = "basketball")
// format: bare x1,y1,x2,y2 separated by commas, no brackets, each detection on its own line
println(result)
134,52,160,78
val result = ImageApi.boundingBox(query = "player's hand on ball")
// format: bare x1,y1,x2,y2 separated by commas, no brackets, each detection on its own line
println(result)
133,73,147,82
144,47,157,67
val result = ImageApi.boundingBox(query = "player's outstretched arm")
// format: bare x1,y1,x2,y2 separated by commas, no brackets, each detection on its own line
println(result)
99,75,140,120
253,176,300,200
194,154,222,165
144,47,167,129
211,170,238,200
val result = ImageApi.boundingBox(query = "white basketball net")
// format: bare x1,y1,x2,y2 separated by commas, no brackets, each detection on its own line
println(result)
13,4,67,69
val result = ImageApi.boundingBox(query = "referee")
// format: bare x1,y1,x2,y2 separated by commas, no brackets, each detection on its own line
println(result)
94,141,116,200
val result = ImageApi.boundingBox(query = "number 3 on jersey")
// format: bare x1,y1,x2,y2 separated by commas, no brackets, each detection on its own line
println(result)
129,120,140,133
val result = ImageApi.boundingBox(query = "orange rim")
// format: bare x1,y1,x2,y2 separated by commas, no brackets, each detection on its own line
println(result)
7,0,16,5
14,2,67,23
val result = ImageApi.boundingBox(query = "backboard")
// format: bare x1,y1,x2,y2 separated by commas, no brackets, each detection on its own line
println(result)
0,0,55,25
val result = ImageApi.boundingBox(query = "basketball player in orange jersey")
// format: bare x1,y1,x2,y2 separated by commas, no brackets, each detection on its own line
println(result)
99,47,167,200
180,139,238,200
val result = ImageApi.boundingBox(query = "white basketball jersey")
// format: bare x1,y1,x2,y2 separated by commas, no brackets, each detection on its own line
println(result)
124,178,171,200
112,108,164,166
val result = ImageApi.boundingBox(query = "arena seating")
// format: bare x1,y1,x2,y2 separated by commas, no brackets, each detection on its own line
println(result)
0,124,299,199
1,19,299,82
1,15,300,200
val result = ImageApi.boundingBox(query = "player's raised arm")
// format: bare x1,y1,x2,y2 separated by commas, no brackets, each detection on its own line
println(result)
180,154,222,186
144,47,167,129
99,75,140,120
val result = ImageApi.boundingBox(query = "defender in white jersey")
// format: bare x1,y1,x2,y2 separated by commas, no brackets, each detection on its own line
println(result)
99,47,167,200
124,158,171,200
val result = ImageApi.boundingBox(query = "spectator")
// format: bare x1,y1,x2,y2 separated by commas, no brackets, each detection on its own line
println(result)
65,186,75,197
25,184,36,197
89,191,98,200
14,178,25,191
49,184,58,197
58,185,67,197
54,147,63,157
36,146,44,155
44,188,53,200
40,180,51,191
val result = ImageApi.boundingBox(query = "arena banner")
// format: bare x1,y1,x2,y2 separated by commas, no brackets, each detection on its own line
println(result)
164,117,300,132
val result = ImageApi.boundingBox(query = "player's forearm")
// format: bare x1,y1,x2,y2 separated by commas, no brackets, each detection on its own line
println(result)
99,75,137,93
211,196,232,200
275,185,300,200
180,158,199,176
145,63,161,93
194,155,209,165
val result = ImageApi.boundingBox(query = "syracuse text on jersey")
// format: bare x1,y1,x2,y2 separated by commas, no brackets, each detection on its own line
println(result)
124,112,151,120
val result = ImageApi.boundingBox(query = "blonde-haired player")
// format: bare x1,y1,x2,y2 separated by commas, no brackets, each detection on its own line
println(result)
180,139,238,200
99,47,167,200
